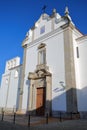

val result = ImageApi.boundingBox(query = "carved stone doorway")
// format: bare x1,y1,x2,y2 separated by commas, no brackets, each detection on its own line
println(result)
28,65,52,116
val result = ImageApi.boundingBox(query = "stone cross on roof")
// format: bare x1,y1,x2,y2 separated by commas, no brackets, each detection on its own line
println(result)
42,5,47,13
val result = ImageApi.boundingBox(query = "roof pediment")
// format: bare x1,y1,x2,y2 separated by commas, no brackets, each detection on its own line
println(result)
22,7,75,48
34,13,50,28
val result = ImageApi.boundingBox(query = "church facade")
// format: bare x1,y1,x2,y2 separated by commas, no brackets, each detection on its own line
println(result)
0,7,87,117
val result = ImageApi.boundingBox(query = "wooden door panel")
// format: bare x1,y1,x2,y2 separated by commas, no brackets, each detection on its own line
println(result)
36,87,45,115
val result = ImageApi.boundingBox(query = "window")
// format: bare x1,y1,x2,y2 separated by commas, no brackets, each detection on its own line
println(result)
14,70,18,78
6,79,8,84
38,49,46,64
76,47,79,58
8,62,10,69
11,61,13,67
14,60,16,67
40,26,45,34
38,43,46,65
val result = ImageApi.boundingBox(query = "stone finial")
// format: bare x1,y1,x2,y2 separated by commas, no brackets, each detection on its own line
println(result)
51,8,57,17
52,8,56,14
65,6,69,16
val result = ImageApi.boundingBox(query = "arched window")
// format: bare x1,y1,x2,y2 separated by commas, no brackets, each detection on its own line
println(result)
14,59,16,67
38,43,46,65
11,61,13,68
8,62,10,69
6,79,8,84
14,70,18,78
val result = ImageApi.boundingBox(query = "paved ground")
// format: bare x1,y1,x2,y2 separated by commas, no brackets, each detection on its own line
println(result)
0,119,87,130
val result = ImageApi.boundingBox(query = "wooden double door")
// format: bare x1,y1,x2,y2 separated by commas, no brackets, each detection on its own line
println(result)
36,87,46,116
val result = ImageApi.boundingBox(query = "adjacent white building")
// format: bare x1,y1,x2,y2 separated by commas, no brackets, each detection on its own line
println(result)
0,57,22,111
0,7,87,117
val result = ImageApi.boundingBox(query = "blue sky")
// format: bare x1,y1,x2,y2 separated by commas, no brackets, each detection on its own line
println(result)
0,0,87,81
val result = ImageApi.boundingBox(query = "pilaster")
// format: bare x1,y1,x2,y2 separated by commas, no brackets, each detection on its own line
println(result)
45,76,52,115
18,45,27,112
63,25,78,112
28,80,35,112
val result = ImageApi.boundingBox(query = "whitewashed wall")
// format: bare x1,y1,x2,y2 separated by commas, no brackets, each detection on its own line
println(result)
46,32,66,111
6,66,22,109
76,37,87,111
0,61,22,110
22,12,69,111
0,72,10,108
22,45,38,110
22,26,66,111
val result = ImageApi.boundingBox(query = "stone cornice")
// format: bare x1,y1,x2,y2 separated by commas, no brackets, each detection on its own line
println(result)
2,71,11,77
26,27,63,49
76,35,87,42
8,64,22,70
22,16,69,48
28,71,51,80
22,16,82,49
61,22,75,30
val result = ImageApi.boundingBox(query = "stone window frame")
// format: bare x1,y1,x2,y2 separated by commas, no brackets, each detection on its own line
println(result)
7,62,10,69
40,25,45,34
76,46,79,58
6,78,9,84
38,43,46,65
11,60,13,68
14,59,16,67
14,69,18,78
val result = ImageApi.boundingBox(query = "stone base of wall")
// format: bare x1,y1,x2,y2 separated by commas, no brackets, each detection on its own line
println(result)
27,110,36,116
52,111,70,118
16,109,26,115
52,111,80,119
80,112,87,119
0,108,14,115
0,107,27,115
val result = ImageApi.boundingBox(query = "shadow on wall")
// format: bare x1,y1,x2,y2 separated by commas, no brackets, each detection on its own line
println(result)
30,87,87,116
15,81,87,116
27,85,30,111
77,86,87,111
27,99,52,116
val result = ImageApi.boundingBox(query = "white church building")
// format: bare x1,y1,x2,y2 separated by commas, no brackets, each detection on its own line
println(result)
0,7,87,117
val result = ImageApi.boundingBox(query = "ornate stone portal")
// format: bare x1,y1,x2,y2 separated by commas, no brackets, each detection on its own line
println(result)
28,64,52,116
